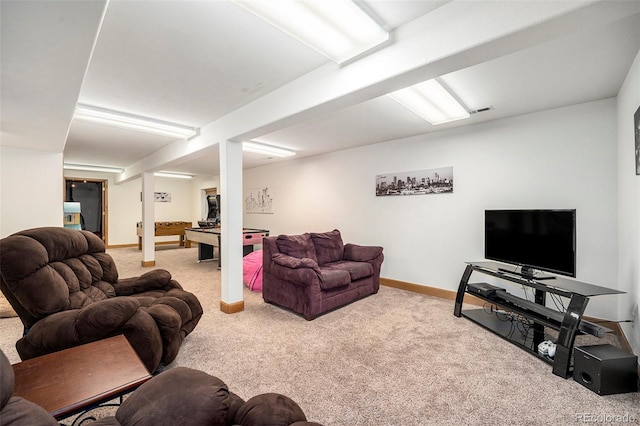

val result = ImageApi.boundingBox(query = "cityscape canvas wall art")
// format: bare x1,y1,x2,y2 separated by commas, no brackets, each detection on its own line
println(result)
376,166,453,196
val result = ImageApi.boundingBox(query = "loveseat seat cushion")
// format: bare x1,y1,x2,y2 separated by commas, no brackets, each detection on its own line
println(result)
310,230,344,265
275,234,318,263
324,260,373,281
317,267,351,290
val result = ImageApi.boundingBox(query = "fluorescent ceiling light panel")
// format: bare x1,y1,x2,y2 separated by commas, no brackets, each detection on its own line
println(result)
154,172,193,179
231,0,388,63
243,142,296,158
63,163,124,173
74,104,198,139
388,79,470,125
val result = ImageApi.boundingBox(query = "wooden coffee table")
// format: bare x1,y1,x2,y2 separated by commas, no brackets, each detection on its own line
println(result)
12,335,152,421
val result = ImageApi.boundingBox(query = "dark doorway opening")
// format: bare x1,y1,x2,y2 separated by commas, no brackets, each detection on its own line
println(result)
65,179,107,242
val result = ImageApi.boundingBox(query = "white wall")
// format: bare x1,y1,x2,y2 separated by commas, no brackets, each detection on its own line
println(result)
243,99,620,319
617,49,640,355
0,146,63,237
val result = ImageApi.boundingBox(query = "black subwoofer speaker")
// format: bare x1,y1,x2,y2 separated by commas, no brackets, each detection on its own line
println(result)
573,344,638,395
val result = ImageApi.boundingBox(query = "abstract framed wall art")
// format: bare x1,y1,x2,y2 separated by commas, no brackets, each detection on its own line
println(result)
154,192,171,202
245,187,274,213
376,166,453,196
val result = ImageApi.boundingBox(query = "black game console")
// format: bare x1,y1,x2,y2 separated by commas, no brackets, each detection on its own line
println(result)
467,282,504,298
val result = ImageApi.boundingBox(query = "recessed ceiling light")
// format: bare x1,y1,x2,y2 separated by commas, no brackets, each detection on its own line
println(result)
74,104,198,139
63,163,124,173
231,0,388,64
242,141,296,158
154,172,193,179
388,79,470,125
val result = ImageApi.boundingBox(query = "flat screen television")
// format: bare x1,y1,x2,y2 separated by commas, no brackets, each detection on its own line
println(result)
484,209,576,278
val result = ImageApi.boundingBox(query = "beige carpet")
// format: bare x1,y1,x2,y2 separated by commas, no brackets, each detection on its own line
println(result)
0,294,17,318
1,246,639,425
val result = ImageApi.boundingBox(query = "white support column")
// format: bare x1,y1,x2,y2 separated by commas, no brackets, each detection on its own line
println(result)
141,171,156,267
219,139,244,313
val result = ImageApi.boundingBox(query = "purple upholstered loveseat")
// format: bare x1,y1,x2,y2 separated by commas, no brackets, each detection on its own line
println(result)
262,230,383,320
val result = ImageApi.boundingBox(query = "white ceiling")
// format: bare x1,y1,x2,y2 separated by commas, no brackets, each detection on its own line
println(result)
2,1,640,178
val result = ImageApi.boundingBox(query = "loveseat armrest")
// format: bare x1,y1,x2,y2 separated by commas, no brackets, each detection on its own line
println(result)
343,243,383,262
272,253,320,271
114,269,181,296
266,254,321,287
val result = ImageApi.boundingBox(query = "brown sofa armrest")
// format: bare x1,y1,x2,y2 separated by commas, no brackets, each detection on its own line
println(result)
343,243,383,262
114,269,180,296
17,298,140,358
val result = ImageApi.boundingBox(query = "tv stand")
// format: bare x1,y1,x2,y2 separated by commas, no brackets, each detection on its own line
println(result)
454,261,624,378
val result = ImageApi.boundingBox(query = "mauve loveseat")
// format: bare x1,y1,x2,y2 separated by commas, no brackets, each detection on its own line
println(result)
262,230,383,320
0,227,203,372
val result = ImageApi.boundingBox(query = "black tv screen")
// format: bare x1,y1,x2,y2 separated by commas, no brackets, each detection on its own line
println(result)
484,209,576,277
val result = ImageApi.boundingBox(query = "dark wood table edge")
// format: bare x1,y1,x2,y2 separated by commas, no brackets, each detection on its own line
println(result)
52,375,152,420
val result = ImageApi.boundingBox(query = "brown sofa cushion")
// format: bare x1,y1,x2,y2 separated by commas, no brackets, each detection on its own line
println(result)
310,230,344,265
275,234,318,263
1,350,13,409
115,367,238,426
234,393,307,426
1,350,58,426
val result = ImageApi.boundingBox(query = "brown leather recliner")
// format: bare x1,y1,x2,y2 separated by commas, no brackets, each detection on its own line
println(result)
0,227,203,372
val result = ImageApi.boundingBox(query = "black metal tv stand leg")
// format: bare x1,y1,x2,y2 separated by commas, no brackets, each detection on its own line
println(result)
454,264,474,317
533,289,546,347
552,294,588,378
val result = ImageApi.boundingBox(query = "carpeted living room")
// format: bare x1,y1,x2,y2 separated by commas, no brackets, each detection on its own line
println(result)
1,244,639,425
2,1,640,425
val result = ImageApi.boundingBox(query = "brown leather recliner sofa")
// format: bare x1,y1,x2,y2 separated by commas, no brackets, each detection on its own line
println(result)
0,349,323,426
262,229,383,320
0,227,203,372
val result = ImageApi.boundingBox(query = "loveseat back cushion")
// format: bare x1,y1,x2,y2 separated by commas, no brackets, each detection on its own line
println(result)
0,228,119,322
275,233,318,263
310,230,344,265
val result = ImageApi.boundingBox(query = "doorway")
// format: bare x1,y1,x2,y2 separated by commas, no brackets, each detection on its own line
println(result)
64,178,108,243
